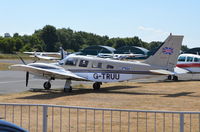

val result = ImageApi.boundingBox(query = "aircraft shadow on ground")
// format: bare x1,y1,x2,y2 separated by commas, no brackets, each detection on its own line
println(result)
162,92,195,97
17,85,142,100
16,84,200,100
138,79,200,84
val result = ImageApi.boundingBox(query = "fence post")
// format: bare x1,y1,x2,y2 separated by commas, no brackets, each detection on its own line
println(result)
180,113,184,132
43,106,48,132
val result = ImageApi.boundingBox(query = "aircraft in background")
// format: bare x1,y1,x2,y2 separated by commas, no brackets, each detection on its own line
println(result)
97,53,146,59
168,53,200,81
24,47,67,61
10,34,184,92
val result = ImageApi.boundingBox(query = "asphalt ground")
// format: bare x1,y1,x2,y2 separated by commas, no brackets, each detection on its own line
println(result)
0,70,96,94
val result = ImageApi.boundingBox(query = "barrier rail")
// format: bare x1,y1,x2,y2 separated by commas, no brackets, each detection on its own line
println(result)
0,103,199,132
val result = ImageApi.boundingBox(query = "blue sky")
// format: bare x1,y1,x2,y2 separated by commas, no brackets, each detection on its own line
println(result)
0,0,199,48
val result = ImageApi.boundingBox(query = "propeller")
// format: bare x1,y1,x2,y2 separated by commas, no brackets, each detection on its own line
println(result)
14,52,26,65
26,72,29,87
14,52,29,87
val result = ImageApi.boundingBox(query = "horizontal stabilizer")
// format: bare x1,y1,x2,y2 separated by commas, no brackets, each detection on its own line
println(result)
149,69,175,75
174,67,190,74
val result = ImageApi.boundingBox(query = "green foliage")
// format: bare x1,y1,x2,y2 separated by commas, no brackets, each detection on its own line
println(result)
181,45,189,52
0,25,189,54
40,25,58,52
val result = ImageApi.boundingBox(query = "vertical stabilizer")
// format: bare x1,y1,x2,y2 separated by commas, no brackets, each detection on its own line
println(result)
144,34,184,71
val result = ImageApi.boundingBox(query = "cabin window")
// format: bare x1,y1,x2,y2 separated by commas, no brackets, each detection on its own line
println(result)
65,58,77,66
79,60,89,67
194,57,199,62
92,63,102,68
178,56,186,62
107,65,114,69
186,56,193,62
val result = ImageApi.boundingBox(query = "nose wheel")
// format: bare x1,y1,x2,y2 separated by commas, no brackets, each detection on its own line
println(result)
43,81,51,90
93,82,102,90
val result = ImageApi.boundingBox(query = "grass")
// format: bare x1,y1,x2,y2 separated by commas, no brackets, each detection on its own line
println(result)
1,80,200,110
0,53,30,59
0,62,13,70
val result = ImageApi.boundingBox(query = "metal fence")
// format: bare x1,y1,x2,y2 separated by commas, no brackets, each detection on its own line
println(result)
0,103,200,132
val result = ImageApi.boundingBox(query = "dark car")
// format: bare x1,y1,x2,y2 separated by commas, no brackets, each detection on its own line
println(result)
0,120,28,132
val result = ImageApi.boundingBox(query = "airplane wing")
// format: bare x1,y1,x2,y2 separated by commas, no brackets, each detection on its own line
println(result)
24,52,60,55
10,64,87,81
34,55,60,60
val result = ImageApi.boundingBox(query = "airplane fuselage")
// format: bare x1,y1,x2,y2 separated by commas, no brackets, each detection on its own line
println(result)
58,55,165,82
176,54,200,73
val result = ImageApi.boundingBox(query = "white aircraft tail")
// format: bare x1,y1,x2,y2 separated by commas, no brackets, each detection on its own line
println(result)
144,34,184,71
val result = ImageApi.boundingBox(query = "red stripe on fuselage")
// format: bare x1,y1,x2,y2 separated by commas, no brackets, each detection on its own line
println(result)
176,63,200,68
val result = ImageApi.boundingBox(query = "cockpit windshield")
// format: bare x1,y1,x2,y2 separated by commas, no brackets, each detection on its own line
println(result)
178,56,186,62
65,58,78,66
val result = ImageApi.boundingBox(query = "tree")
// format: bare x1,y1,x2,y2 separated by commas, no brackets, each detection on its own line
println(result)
13,33,20,38
181,45,189,52
40,25,58,51
115,39,126,49
56,28,73,50
15,38,24,51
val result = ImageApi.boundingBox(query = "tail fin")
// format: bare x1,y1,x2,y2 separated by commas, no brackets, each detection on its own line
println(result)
144,34,184,71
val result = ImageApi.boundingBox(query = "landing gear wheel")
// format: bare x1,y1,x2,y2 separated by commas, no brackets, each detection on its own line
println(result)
93,82,101,90
173,76,178,81
43,81,51,90
64,86,72,93
167,75,172,80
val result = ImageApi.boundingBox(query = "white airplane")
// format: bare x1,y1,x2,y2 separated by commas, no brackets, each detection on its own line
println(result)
97,53,146,59
10,34,183,92
24,47,67,60
168,53,200,81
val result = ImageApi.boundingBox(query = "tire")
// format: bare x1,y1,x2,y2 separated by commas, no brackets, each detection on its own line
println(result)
93,82,101,90
173,76,178,81
43,82,51,90
167,75,172,80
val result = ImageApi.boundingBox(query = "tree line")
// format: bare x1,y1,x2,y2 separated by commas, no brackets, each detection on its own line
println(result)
0,25,188,53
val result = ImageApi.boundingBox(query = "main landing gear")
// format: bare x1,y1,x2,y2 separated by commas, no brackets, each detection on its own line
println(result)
43,81,51,90
63,80,72,93
43,77,54,90
167,75,178,81
43,78,73,93
93,82,102,90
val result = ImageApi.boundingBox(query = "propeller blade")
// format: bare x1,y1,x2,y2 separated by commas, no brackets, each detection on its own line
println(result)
14,53,26,65
26,72,29,87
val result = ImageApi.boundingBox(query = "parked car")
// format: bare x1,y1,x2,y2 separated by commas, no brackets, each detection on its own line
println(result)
0,120,28,132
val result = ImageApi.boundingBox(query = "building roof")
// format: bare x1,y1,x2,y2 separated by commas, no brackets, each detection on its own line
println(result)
184,47,200,55
81,45,116,55
115,46,149,55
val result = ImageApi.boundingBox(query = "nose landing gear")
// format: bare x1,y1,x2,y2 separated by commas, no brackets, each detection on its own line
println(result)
43,81,51,90
43,77,54,90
